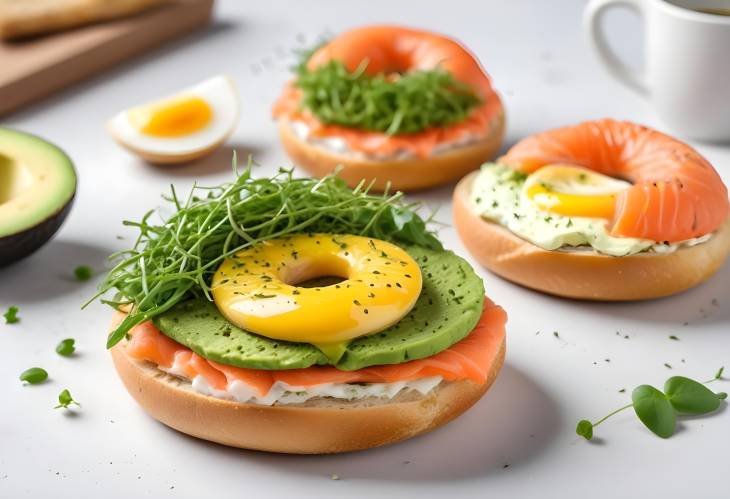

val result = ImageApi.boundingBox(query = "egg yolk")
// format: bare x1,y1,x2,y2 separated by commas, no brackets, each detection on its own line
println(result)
524,165,629,219
211,234,422,362
128,95,212,137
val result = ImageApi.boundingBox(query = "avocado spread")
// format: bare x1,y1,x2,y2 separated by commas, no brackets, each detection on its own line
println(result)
153,246,485,371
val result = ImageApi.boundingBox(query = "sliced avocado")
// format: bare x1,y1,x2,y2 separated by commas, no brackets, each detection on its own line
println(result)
153,247,485,371
0,128,76,265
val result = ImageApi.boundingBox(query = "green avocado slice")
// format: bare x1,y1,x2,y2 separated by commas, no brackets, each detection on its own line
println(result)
153,246,485,371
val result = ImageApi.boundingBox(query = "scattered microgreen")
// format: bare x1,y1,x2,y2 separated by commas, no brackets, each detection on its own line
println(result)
575,419,593,440
576,369,727,441
55,338,76,357
19,367,48,384
669,335,679,341
664,376,724,414
74,265,94,281
54,389,80,410
709,366,725,382
294,47,482,135
88,160,442,349
632,385,676,438
3,306,19,324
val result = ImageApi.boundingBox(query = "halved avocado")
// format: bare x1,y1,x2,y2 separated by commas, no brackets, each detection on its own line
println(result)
0,128,76,266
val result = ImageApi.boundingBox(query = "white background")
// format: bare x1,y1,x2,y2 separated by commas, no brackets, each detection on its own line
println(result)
1,1,728,498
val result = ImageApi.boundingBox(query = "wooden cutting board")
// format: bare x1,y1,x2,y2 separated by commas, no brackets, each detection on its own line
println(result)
0,0,214,117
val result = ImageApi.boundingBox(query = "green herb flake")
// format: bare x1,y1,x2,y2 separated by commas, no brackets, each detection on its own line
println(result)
74,265,94,281
3,306,19,324
54,389,80,410
55,338,76,357
20,367,48,385
669,335,679,341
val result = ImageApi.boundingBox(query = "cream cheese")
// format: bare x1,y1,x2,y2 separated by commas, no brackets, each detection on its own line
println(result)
470,163,712,257
163,353,442,406
288,120,481,160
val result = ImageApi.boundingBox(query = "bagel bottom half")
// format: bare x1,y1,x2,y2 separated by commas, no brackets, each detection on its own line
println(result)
277,112,505,192
453,171,730,301
110,336,505,454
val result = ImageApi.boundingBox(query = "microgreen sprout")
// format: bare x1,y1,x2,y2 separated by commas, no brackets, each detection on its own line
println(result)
54,389,80,410
294,46,482,135
55,338,76,357
19,367,48,384
577,369,727,441
88,160,441,349
3,306,19,324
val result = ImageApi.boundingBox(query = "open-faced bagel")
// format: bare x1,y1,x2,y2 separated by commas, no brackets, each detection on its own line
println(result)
111,336,505,454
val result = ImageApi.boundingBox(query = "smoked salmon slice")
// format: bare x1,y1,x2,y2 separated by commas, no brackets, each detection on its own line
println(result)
499,119,730,242
121,298,507,398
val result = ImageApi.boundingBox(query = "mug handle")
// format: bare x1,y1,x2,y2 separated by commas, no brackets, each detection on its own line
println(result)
584,0,649,95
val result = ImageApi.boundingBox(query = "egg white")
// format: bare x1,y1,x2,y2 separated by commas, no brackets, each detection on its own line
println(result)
107,75,239,162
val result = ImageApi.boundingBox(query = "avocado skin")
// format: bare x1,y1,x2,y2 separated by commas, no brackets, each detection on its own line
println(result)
0,194,74,266
153,247,485,371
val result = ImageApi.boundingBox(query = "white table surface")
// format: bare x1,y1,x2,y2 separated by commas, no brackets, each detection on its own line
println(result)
2,1,728,498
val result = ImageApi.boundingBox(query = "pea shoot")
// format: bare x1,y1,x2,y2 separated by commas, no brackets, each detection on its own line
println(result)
294,48,482,135
54,389,80,410
55,338,76,357
19,367,48,384
3,306,19,324
74,265,94,281
577,368,727,441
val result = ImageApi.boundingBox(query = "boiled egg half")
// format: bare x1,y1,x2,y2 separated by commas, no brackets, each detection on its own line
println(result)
107,75,239,164
522,164,630,219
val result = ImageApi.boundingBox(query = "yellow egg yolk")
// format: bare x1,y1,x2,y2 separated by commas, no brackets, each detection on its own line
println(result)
211,234,423,362
523,165,630,219
128,95,213,137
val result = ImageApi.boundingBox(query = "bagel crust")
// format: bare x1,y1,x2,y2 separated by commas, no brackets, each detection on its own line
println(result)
110,336,505,454
277,111,505,192
453,171,730,301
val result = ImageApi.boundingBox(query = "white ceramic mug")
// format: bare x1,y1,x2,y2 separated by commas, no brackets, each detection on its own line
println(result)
584,0,730,142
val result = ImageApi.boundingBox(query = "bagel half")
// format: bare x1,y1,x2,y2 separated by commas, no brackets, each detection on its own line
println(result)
453,171,730,301
277,111,505,192
111,334,505,454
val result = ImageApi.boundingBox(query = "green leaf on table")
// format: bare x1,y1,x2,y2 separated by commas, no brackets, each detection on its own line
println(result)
54,389,80,409
632,385,676,438
74,265,94,281
19,367,48,384
3,306,19,324
55,338,76,357
665,376,723,414
576,420,593,440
